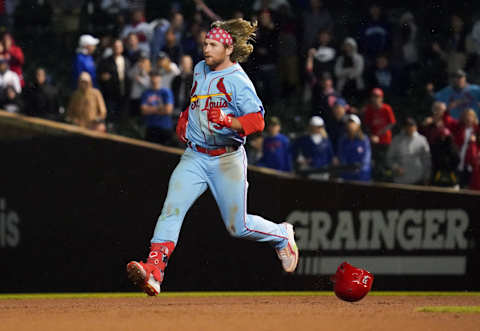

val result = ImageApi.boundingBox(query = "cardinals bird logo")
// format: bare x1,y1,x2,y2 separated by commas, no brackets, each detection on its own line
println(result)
217,77,232,102
190,80,198,97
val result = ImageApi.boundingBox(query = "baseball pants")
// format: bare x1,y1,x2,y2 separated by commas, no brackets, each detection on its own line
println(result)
151,145,288,249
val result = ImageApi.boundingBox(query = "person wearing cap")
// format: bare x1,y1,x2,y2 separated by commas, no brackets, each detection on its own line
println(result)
73,34,99,88
292,116,333,175
257,116,292,172
363,87,396,180
386,118,431,185
2,33,25,88
0,57,21,94
66,72,107,132
140,70,174,145
337,114,371,182
434,69,480,119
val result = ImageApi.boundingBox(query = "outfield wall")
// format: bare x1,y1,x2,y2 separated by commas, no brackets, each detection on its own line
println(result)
1,111,479,292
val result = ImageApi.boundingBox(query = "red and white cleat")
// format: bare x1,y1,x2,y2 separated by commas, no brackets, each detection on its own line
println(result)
126,242,175,296
275,223,299,273
126,261,161,296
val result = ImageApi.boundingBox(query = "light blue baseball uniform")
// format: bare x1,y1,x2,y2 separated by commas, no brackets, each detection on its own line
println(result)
151,60,288,249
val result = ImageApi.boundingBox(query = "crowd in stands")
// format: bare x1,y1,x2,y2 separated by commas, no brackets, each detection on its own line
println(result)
2,0,480,191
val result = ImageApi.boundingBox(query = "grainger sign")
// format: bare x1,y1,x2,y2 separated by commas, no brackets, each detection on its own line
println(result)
288,209,472,276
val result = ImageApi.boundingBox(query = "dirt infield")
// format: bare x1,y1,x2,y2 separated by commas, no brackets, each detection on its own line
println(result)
1,294,479,331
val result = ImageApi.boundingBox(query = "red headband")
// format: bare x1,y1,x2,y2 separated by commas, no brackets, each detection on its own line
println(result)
206,27,233,46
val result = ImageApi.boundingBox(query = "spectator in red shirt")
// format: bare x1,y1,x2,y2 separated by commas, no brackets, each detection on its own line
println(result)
2,33,24,87
466,132,480,190
363,88,396,180
443,108,479,187
420,101,447,145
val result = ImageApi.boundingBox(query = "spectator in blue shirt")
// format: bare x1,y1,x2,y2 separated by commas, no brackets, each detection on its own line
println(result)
357,4,391,61
73,35,99,87
434,69,480,119
337,114,372,182
140,70,174,145
257,116,292,172
292,116,333,174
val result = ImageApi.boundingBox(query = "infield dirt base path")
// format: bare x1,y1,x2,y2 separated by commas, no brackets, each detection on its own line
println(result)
1,295,480,331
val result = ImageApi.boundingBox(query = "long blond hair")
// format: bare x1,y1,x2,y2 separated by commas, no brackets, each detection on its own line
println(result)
460,108,479,126
211,18,257,63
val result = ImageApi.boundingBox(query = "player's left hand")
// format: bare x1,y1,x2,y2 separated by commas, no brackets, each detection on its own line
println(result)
208,107,233,129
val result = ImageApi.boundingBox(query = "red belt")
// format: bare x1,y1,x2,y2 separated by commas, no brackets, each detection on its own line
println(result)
188,142,238,156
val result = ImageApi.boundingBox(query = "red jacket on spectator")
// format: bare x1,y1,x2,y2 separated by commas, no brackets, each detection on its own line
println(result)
363,102,396,145
466,141,480,190
3,34,25,87
443,112,479,148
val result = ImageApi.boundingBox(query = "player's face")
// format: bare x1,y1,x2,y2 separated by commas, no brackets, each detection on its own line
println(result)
203,38,232,68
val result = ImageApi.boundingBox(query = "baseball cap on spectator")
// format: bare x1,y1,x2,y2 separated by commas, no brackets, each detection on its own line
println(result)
79,34,99,47
452,69,466,78
334,98,348,107
346,114,361,125
371,88,384,97
309,116,325,127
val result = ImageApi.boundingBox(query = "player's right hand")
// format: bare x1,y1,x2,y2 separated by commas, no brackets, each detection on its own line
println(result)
176,107,189,143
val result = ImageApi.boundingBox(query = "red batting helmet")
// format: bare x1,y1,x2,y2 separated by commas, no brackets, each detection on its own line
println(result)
331,262,374,302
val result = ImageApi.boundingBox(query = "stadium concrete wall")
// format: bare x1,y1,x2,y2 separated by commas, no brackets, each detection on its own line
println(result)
0,111,479,292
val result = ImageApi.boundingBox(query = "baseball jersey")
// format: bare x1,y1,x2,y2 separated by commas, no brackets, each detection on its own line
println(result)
141,88,174,129
186,60,264,148
258,133,292,172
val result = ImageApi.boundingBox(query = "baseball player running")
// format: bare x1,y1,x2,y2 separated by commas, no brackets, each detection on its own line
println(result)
127,18,299,296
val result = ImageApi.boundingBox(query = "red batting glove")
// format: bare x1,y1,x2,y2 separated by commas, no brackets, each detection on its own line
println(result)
207,107,232,129
176,107,189,143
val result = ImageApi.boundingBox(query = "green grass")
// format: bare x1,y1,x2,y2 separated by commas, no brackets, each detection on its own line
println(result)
0,291,479,300
416,306,480,313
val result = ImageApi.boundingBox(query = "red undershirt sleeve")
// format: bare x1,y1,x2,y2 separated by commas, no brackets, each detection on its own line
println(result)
236,111,265,136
